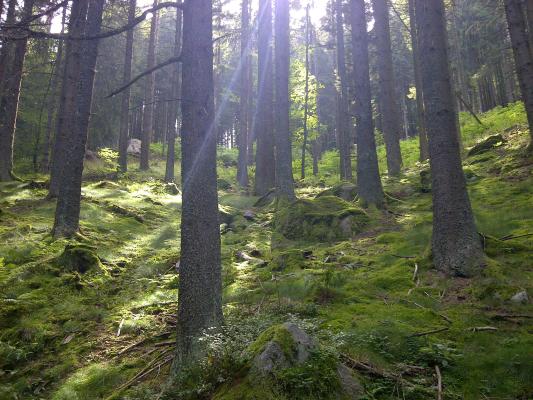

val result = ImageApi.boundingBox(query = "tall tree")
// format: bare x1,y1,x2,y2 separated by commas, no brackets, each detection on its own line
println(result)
140,0,159,170
335,0,352,180
0,0,16,96
176,0,222,365
118,0,136,172
255,0,276,196
0,0,35,181
350,0,384,207
237,0,250,187
53,0,105,237
415,0,483,276
408,0,429,161
372,0,403,176
165,7,183,183
274,0,295,200
504,0,533,151
301,3,311,180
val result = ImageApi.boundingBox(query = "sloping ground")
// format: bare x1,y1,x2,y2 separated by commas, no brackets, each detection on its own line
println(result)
1,123,532,399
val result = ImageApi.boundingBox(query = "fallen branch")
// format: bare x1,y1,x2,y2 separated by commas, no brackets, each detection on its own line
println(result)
499,233,533,241
469,326,498,332
392,254,416,259
435,365,443,400
490,313,533,320
409,327,449,338
340,354,397,380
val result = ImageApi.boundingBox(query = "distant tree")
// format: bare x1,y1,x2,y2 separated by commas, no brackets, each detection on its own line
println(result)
140,0,159,171
504,0,533,151
118,0,136,173
300,3,311,180
415,0,484,276
176,0,223,365
0,0,35,181
255,0,276,196
237,0,250,187
350,0,384,207
372,0,403,176
274,0,295,200
53,0,105,237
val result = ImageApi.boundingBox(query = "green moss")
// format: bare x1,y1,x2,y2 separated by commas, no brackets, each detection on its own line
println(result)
248,324,296,360
275,196,370,242
55,244,102,273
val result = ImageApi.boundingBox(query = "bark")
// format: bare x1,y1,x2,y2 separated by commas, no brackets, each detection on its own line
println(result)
118,0,136,172
408,0,428,161
372,0,403,176
0,0,16,95
415,0,483,276
350,0,384,208
301,4,310,180
335,0,352,180
254,0,276,196
140,0,159,170
504,0,533,151
53,0,105,237
176,0,222,366
237,0,250,187
0,0,35,181
274,0,295,200
526,0,533,58
164,7,182,183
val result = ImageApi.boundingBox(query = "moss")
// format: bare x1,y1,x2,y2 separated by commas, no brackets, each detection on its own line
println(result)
316,182,358,201
275,196,370,242
248,324,296,360
55,244,102,274
483,235,532,257
467,134,506,157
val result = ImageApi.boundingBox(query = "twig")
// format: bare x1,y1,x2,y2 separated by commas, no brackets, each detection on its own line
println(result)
413,263,419,283
117,318,125,337
499,233,533,241
469,326,498,332
410,327,449,337
435,365,443,400
393,254,417,259
340,354,397,379
490,314,533,320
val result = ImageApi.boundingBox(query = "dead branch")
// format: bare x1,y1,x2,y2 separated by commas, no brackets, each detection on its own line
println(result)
469,326,498,332
409,327,449,337
435,365,443,400
499,233,533,241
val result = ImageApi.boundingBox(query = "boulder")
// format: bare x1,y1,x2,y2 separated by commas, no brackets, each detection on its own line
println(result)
127,139,142,155
243,210,255,221
84,149,99,162
56,244,101,274
467,134,506,157
316,182,358,202
275,196,370,242
510,290,529,304
165,182,180,195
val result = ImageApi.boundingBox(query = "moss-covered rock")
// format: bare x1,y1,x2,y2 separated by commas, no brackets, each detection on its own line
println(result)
55,244,102,274
275,196,370,242
316,182,358,202
218,178,233,190
467,134,506,157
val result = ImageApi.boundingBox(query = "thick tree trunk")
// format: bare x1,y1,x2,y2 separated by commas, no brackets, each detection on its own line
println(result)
53,0,105,237
372,0,403,176
254,0,276,195
176,0,222,366
350,0,384,207
140,0,159,170
504,0,533,151
408,0,428,161
0,0,16,97
49,0,89,198
300,4,310,180
237,0,250,187
274,0,295,200
118,0,136,172
335,0,352,180
40,7,67,173
526,0,533,57
0,0,35,181
165,7,182,183
415,0,483,276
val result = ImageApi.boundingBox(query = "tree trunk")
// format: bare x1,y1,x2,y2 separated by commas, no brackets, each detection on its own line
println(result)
165,7,183,183
0,0,35,181
274,0,295,200
176,0,222,366
350,0,384,208
504,0,533,151
408,0,428,161
140,0,159,170
300,4,311,180
118,0,136,172
526,0,533,57
254,0,276,195
335,0,352,180
372,0,403,176
49,0,89,198
415,0,483,276
237,0,250,187
53,0,105,237
0,0,16,97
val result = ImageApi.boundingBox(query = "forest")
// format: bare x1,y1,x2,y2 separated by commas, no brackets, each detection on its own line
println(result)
0,0,532,398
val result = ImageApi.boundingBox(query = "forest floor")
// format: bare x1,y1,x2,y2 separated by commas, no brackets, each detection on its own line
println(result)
1,103,532,400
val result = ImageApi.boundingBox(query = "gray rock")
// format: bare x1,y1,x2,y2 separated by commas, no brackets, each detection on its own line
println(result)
337,363,364,399
127,138,141,155
282,322,315,363
243,210,255,221
253,341,289,373
511,290,529,304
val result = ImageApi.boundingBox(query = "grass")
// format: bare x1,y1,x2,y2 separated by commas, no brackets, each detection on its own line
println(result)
0,102,532,399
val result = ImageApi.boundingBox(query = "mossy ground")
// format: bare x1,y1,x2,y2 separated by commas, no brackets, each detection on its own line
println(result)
1,105,532,399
